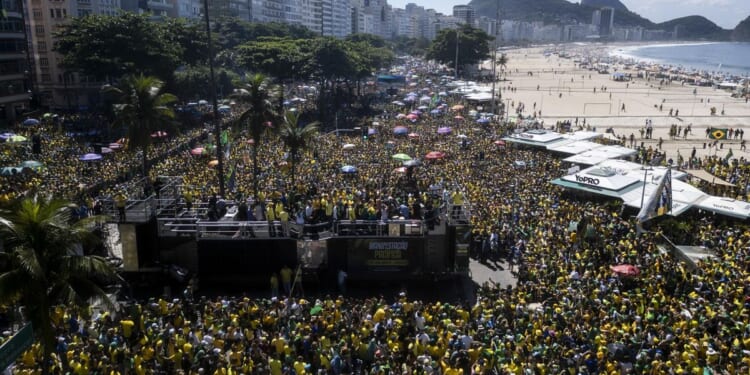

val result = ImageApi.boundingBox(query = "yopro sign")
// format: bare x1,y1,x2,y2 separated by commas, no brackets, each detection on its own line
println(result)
574,175,600,186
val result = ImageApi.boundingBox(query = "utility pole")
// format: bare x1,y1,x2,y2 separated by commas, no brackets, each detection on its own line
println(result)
490,0,501,116
454,29,460,80
203,0,225,197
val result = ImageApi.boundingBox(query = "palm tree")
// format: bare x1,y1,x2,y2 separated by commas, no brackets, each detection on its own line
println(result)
0,196,119,375
497,53,509,74
102,74,177,180
231,73,278,197
278,111,319,189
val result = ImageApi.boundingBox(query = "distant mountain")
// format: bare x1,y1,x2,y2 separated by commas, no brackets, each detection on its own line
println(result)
580,0,628,12
469,0,732,40
732,15,750,41
657,16,730,40
469,0,654,28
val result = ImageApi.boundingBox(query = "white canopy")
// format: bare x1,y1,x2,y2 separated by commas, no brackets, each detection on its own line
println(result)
694,196,750,219
563,145,637,165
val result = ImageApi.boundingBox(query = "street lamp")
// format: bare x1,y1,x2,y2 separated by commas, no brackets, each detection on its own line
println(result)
203,0,225,197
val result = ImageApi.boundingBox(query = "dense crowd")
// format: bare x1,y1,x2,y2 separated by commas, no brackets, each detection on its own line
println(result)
3,63,750,374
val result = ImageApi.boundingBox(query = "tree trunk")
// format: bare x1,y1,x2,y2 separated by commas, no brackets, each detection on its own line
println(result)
39,297,52,375
252,144,259,198
142,144,149,188
290,149,297,189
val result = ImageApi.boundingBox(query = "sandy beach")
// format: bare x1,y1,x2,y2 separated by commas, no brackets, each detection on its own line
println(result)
494,46,750,161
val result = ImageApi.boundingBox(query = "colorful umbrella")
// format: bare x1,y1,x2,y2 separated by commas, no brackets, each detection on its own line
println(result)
367,128,377,136
402,159,421,167
494,140,506,146
391,153,412,161
393,167,408,174
191,147,205,155
21,160,43,169
610,264,640,277
22,118,40,126
393,126,408,135
208,160,219,167
108,143,123,149
451,104,464,111
79,153,102,161
7,135,27,143
454,115,464,121
342,143,356,150
437,127,452,135
0,132,15,140
341,165,357,173
408,132,420,139
425,151,446,160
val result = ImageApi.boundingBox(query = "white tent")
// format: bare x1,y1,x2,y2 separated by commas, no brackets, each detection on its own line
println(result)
694,196,750,219
563,145,637,165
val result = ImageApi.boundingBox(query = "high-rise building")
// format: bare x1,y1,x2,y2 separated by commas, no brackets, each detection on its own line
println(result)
0,0,31,124
598,7,614,37
451,4,474,26
28,0,122,110
591,10,601,27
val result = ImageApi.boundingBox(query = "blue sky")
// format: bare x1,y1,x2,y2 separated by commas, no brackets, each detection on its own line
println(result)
387,0,750,29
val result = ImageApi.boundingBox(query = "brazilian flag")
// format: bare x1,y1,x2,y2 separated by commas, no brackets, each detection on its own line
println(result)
709,128,728,140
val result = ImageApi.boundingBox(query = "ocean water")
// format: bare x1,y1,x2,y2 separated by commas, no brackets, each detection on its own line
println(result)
614,42,750,77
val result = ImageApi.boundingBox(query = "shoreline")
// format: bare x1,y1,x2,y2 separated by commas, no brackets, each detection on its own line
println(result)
493,46,750,160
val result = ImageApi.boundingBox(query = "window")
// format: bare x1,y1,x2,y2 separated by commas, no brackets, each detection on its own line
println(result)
35,25,45,35
78,9,91,16
37,41,46,52
39,57,48,67
33,8,43,18
41,74,51,82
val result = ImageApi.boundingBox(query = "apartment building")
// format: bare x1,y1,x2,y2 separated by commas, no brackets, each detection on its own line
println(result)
0,0,31,124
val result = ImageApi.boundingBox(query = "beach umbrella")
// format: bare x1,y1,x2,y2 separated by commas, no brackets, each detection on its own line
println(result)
429,109,441,115
208,159,219,167
8,135,27,143
108,143,123,149
468,110,478,117
393,167,408,174
100,147,114,154
457,134,468,139
247,138,255,145
393,126,408,135
438,91,448,96
367,128,377,136
477,118,490,124
79,153,102,161
342,143,356,150
437,127,452,135
191,147,205,155
408,132,420,139
309,305,323,315
406,114,419,121
0,167,22,176
454,115,464,121
391,153,412,161
402,159,421,167
417,105,429,110
425,151,446,160
610,264,640,277
0,132,15,140
22,118,40,126
341,165,357,173
151,131,168,138
21,160,43,170
451,104,464,111
494,140,506,146
396,113,407,119
198,99,208,105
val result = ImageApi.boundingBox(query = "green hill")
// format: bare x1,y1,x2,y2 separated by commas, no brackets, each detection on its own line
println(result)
469,0,654,27
580,0,628,12
657,16,730,40
732,15,750,41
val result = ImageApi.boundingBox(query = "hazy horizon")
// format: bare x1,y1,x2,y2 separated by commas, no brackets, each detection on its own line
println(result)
386,0,750,30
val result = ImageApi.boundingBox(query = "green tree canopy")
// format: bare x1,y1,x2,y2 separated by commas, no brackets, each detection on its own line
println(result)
426,24,493,76
235,37,309,83
54,13,205,82
102,75,177,178
0,195,119,375
278,111,319,187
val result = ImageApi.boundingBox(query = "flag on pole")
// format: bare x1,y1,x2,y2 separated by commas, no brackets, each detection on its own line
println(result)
636,167,672,223
725,148,734,162
226,162,236,192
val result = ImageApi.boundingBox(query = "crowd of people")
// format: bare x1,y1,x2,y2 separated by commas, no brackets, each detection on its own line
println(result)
2,61,750,374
